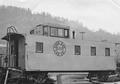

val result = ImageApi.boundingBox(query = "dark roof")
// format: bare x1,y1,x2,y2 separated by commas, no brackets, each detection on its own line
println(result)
2,33,24,41
36,23,70,29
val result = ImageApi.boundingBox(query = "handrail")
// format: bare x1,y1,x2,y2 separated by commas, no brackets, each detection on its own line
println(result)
6,26,18,67
7,26,17,34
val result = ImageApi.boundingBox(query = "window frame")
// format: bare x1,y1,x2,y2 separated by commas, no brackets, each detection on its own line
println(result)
91,47,96,56
36,42,43,53
64,29,69,38
75,45,81,55
105,48,110,56
58,28,64,37
50,27,58,37
50,27,70,38
30,24,70,38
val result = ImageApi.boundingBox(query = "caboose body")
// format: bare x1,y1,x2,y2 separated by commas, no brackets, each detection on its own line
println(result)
2,24,116,72
1,24,117,83
25,35,116,71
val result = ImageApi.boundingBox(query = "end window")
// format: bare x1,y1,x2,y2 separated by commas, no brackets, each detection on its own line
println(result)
35,26,43,35
30,25,43,35
75,45,81,55
36,42,43,53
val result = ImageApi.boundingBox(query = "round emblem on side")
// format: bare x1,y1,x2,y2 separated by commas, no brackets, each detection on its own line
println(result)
53,41,66,56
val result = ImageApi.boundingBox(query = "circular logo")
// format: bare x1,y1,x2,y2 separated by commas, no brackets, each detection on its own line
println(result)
53,41,66,56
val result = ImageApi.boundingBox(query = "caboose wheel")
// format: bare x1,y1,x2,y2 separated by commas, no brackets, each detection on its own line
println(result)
25,72,48,84
97,72,109,82
14,78,34,84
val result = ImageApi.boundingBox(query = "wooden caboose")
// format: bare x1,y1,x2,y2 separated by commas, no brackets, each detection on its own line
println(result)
1,24,117,83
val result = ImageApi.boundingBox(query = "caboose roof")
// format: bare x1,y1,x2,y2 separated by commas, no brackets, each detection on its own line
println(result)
36,23,70,29
2,33,24,41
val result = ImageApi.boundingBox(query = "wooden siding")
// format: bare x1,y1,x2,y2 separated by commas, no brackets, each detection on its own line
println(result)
25,35,116,71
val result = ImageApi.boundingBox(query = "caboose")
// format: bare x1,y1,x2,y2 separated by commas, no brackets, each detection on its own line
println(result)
1,24,116,84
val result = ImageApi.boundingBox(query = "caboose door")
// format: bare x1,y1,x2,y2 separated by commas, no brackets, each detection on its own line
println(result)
2,30,25,69
10,39,19,68
8,34,25,69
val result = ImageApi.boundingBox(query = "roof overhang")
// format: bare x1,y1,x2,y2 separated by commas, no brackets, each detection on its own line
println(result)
2,33,24,41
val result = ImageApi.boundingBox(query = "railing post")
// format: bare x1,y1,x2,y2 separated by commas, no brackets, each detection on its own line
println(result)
4,69,9,84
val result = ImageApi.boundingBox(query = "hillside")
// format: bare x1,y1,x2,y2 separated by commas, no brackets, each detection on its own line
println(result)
0,6,120,44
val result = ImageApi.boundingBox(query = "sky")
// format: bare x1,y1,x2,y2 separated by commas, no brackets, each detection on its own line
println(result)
0,0,120,34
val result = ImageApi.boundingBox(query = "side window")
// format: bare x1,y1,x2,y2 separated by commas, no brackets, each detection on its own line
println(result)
36,42,43,53
91,47,96,56
105,48,110,56
43,26,49,36
75,45,81,55
64,29,69,38
50,27,58,36
58,28,64,37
